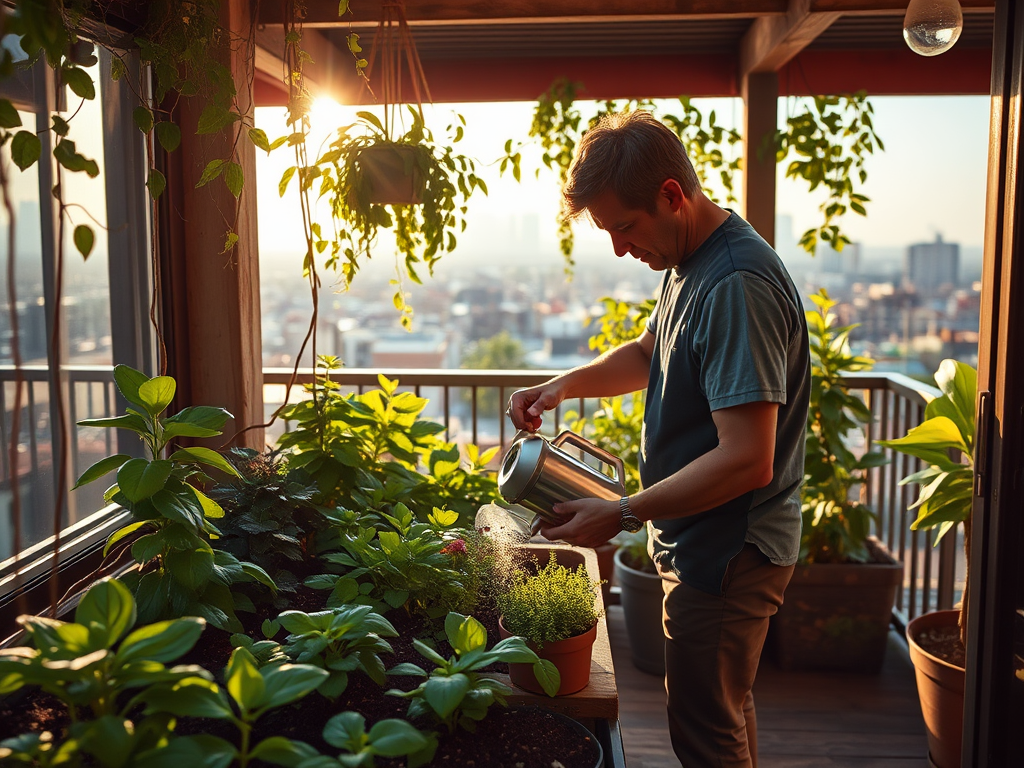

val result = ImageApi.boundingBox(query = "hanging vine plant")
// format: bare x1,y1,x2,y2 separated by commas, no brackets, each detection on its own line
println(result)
774,91,884,255
507,77,743,268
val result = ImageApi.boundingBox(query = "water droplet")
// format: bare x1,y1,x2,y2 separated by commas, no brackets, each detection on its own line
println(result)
904,0,964,57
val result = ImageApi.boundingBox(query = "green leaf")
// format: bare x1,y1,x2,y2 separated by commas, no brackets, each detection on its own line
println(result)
323,711,364,749
248,128,271,153
138,376,176,416
197,159,226,188
224,162,243,197
387,662,428,677
147,169,166,200
279,166,297,197
76,578,136,646
169,447,241,477
532,658,560,697
261,664,329,709
103,520,149,556
62,66,96,100
423,674,470,719
163,406,231,438
10,130,40,170
222,230,239,254
133,106,154,133
190,485,225,519
877,416,969,469
165,547,215,590
119,616,205,663
117,458,173,502
78,715,134,767
0,98,21,128
151,489,203,529
74,453,131,489
248,736,320,767
78,413,150,435
142,678,233,719
368,719,429,756
445,613,486,654
73,224,94,259
196,103,238,135
113,365,151,407
155,121,182,152
226,647,266,711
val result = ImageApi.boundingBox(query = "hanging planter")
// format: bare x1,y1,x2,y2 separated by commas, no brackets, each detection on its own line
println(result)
356,144,423,205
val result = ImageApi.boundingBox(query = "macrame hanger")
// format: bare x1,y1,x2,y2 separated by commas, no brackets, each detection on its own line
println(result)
363,0,431,140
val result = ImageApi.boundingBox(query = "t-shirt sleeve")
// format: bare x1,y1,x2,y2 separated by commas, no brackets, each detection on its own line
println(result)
692,271,795,410
645,274,667,336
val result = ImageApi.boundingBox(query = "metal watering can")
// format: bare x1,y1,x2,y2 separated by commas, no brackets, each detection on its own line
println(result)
497,430,626,524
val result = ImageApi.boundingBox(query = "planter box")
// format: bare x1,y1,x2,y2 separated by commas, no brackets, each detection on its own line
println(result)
770,536,903,673
490,543,619,720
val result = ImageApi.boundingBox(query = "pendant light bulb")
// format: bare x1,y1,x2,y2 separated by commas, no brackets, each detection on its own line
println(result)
903,0,963,57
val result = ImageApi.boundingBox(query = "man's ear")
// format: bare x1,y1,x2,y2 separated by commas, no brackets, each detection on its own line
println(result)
659,178,687,212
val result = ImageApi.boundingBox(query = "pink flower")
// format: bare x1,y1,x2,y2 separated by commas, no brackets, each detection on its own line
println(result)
441,538,467,556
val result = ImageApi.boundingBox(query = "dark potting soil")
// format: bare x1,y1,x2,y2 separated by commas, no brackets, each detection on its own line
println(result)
0,581,598,766
916,624,967,668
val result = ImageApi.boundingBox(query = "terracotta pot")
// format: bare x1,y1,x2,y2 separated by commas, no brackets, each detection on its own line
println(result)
593,541,617,604
613,547,665,676
357,145,422,205
770,536,903,672
499,617,598,696
907,610,965,768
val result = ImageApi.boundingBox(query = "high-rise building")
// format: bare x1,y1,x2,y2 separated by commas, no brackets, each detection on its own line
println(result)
905,234,959,296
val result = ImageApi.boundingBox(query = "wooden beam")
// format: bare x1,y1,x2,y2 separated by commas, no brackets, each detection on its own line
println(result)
254,26,351,102
258,0,788,27
742,72,778,245
740,0,841,77
810,0,992,13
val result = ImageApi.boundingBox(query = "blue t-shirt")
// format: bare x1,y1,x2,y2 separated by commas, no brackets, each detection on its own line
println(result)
641,212,810,594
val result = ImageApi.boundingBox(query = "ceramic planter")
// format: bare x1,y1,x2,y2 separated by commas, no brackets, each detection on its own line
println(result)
770,536,903,672
499,617,598,696
613,547,665,676
907,609,964,768
357,145,422,205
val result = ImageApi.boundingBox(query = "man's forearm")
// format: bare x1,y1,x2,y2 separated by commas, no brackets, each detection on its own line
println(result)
553,338,652,399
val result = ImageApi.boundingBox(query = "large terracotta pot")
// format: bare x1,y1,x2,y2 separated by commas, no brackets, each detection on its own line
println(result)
907,610,964,768
770,537,903,672
499,618,598,696
613,547,665,676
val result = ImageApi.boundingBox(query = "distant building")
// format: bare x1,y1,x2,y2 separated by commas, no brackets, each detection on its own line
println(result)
905,234,959,296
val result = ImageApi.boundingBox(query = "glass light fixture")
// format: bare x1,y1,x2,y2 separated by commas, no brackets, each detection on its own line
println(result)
904,0,964,56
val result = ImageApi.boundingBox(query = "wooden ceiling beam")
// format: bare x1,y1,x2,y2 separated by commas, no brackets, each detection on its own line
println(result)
739,0,841,77
254,26,352,102
258,0,788,28
810,0,992,13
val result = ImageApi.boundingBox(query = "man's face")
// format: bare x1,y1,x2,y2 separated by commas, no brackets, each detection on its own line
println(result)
587,187,680,271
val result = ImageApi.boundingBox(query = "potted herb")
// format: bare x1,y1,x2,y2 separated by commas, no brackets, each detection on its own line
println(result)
612,528,665,676
877,358,976,768
496,553,603,696
771,290,900,672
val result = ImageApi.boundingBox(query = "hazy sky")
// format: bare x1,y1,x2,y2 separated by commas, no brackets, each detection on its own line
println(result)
253,94,992,268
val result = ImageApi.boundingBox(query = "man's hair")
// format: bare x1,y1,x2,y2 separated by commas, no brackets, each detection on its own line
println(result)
562,111,701,221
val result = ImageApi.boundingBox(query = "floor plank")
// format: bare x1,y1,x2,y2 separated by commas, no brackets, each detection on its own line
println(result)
607,606,929,768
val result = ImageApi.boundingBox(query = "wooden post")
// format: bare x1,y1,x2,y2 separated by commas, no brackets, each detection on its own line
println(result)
741,71,778,247
169,0,264,449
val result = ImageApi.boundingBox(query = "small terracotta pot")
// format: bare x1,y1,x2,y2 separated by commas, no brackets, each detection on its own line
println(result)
499,617,598,696
907,610,965,768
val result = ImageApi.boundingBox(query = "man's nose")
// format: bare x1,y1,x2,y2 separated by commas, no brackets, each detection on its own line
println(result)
609,233,630,258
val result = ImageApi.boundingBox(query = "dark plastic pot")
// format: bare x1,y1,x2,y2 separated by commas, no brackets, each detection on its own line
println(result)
613,547,665,676
499,618,597,696
907,609,964,768
509,706,605,768
357,145,422,204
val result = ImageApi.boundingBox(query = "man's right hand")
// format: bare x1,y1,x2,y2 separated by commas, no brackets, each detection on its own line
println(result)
507,381,567,433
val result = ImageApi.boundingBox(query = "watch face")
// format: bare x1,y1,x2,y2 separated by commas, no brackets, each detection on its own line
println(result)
621,515,644,533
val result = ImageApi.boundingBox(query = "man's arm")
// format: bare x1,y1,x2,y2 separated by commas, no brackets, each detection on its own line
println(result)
507,329,655,432
539,400,779,548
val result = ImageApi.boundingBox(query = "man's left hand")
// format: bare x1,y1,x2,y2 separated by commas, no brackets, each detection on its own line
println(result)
539,497,621,549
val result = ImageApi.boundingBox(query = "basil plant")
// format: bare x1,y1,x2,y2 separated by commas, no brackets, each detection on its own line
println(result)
74,365,275,630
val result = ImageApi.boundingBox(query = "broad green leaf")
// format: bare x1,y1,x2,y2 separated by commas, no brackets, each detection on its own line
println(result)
877,417,969,469
368,718,429,756
323,711,365,749
929,359,977,449
131,532,164,564
138,376,176,416
248,127,271,153
117,458,173,502
279,166,297,197
226,647,266,711
76,578,136,646
189,485,225,519
196,159,226,187
411,638,448,667
261,664,328,709
143,677,233,719
387,662,427,677
532,658,560,697
445,613,486,654
0,98,21,128
113,365,151,408
103,520,149,556
147,169,167,200
224,162,243,197
10,130,40,170
62,66,96,99
169,447,241,478
248,736,320,766
155,121,181,152
151,489,203,529
240,561,277,591
73,224,94,259
165,547,215,590
163,405,231,438
77,413,149,434
422,673,470,719
74,453,131,489
136,734,236,768
133,106,154,133
77,715,134,767
119,616,205,663
196,103,238,134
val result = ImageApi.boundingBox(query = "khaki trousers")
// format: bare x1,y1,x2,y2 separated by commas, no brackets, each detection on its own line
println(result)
661,544,794,768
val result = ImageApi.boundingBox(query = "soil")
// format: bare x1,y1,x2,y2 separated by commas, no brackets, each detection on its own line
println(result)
916,624,967,668
0,581,600,768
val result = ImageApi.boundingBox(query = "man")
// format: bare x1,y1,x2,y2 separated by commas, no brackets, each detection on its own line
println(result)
507,111,810,768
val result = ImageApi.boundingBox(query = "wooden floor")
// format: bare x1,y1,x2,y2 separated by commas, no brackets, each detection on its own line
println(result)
607,605,930,768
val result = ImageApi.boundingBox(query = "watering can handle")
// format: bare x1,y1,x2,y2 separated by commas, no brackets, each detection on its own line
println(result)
552,431,626,492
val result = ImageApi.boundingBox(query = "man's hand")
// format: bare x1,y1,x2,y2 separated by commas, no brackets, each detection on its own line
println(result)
539,498,621,549
507,381,567,432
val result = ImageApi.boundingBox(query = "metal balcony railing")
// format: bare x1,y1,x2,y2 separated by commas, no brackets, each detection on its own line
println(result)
0,365,961,626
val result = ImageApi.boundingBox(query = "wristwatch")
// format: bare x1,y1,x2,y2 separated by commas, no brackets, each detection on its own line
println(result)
619,496,644,533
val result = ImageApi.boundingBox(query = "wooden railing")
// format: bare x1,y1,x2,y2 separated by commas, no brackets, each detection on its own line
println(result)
0,365,962,626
